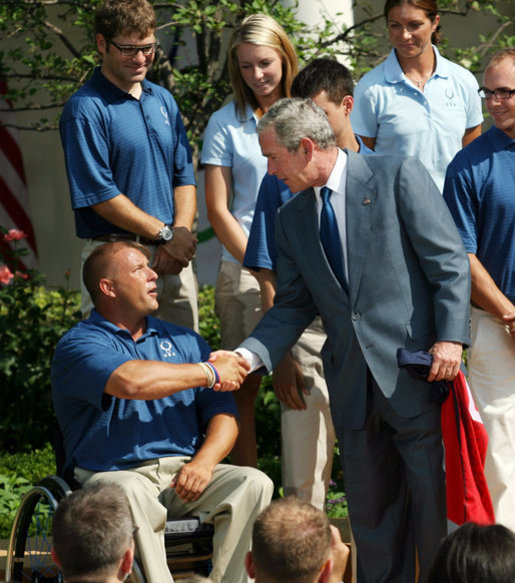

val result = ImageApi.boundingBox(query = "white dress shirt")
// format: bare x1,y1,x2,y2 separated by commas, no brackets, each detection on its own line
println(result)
237,148,349,372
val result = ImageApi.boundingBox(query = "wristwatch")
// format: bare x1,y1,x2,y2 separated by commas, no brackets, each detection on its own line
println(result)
158,224,173,242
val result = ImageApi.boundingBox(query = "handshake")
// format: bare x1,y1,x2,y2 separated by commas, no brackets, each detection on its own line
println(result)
204,350,252,391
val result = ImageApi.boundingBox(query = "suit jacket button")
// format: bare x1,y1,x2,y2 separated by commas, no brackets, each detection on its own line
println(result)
352,312,360,321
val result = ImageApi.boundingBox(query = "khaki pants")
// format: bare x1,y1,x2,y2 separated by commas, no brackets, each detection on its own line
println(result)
80,239,199,331
469,307,515,531
76,459,273,583
282,318,336,510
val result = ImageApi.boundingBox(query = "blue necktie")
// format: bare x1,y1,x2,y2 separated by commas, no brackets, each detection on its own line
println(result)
320,186,348,291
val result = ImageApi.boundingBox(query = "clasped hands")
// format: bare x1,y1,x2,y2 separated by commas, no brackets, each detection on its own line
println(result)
152,226,197,275
207,350,250,391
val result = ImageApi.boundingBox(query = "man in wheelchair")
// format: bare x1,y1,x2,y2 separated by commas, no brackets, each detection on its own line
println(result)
51,241,273,582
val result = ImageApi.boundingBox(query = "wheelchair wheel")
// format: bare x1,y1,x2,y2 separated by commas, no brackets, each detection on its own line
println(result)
5,476,70,582
127,560,146,583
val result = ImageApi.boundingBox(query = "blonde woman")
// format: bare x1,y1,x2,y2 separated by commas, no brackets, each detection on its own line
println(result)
201,14,298,466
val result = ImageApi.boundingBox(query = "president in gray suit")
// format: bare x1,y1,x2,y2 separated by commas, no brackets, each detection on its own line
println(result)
236,99,471,583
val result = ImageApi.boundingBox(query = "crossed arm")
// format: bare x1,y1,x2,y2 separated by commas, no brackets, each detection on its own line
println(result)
91,185,197,274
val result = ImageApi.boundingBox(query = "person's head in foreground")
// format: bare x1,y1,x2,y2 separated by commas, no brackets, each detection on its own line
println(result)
427,521,515,583
52,483,135,582
245,496,349,583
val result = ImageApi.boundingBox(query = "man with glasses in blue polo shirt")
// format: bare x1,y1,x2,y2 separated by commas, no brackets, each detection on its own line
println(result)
443,48,515,532
60,0,198,330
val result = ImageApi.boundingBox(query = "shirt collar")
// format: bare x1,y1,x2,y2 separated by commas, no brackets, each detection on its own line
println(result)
88,309,158,339
486,124,515,151
89,66,152,104
384,45,449,85
315,148,348,198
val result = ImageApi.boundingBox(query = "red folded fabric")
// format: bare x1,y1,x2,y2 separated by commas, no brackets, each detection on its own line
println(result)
441,371,495,525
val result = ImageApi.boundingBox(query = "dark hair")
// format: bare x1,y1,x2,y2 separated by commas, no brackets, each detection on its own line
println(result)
95,0,156,40
83,241,150,306
428,522,515,583
52,483,134,579
384,0,441,44
291,58,354,103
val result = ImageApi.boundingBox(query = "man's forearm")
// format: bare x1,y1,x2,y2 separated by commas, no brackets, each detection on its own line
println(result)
172,184,197,230
191,414,239,469
469,254,515,320
105,360,211,399
91,194,164,238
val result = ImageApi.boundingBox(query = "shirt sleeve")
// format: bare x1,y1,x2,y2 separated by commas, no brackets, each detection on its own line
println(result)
170,98,196,187
464,73,483,130
442,158,478,254
201,108,234,167
243,174,289,271
51,330,132,411
59,108,121,209
351,78,379,138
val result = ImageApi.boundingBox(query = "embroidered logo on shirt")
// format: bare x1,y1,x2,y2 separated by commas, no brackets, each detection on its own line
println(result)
160,340,175,358
160,106,170,126
445,88,458,108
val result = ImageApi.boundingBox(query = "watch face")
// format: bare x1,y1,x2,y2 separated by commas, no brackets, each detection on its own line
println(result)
160,226,173,241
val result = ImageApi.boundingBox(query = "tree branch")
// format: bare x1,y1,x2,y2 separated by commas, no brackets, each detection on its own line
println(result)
43,19,83,60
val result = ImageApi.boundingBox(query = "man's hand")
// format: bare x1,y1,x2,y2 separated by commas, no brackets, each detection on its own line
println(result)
152,245,184,275
427,341,463,382
171,460,212,503
273,353,308,410
328,524,350,583
162,226,197,268
208,350,250,391
502,313,515,339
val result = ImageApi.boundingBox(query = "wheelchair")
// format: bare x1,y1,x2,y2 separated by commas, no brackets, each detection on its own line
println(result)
5,434,214,582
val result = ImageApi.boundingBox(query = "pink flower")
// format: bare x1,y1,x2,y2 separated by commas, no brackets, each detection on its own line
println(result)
0,264,14,285
4,229,27,242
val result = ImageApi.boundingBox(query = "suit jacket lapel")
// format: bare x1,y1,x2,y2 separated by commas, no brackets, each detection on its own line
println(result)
345,151,376,301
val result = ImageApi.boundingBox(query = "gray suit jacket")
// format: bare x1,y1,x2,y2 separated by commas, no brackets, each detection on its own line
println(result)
241,151,470,430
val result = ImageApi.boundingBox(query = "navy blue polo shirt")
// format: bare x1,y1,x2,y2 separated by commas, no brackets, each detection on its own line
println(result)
443,125,515,302
51,311,238,472
59,67,196,238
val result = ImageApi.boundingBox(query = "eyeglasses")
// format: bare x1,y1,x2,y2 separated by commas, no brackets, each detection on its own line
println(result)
478,87,515,100
109,39,159,57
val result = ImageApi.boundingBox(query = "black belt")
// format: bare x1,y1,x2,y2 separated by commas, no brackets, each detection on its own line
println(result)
93,234,159,246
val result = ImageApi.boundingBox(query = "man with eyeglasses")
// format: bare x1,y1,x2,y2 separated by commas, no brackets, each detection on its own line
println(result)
443,47,515,531
60,0,199,331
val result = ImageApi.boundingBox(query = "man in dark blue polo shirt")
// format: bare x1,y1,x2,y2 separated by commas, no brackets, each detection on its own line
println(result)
60,0,198,329
443,47,515,531
51,241,273,583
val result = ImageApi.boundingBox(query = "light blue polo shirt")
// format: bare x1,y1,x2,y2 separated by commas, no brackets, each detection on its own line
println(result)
352,46,483,192
51,310,238,472
201,101,268,264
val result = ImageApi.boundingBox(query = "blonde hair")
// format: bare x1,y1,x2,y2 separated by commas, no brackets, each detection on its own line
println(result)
228,14,298,118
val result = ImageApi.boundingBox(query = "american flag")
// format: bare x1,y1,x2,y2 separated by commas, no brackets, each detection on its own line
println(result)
0,80,38,271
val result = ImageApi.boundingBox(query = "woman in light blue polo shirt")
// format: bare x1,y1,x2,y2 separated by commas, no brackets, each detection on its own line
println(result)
352,0,483,192
201,14,298,467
